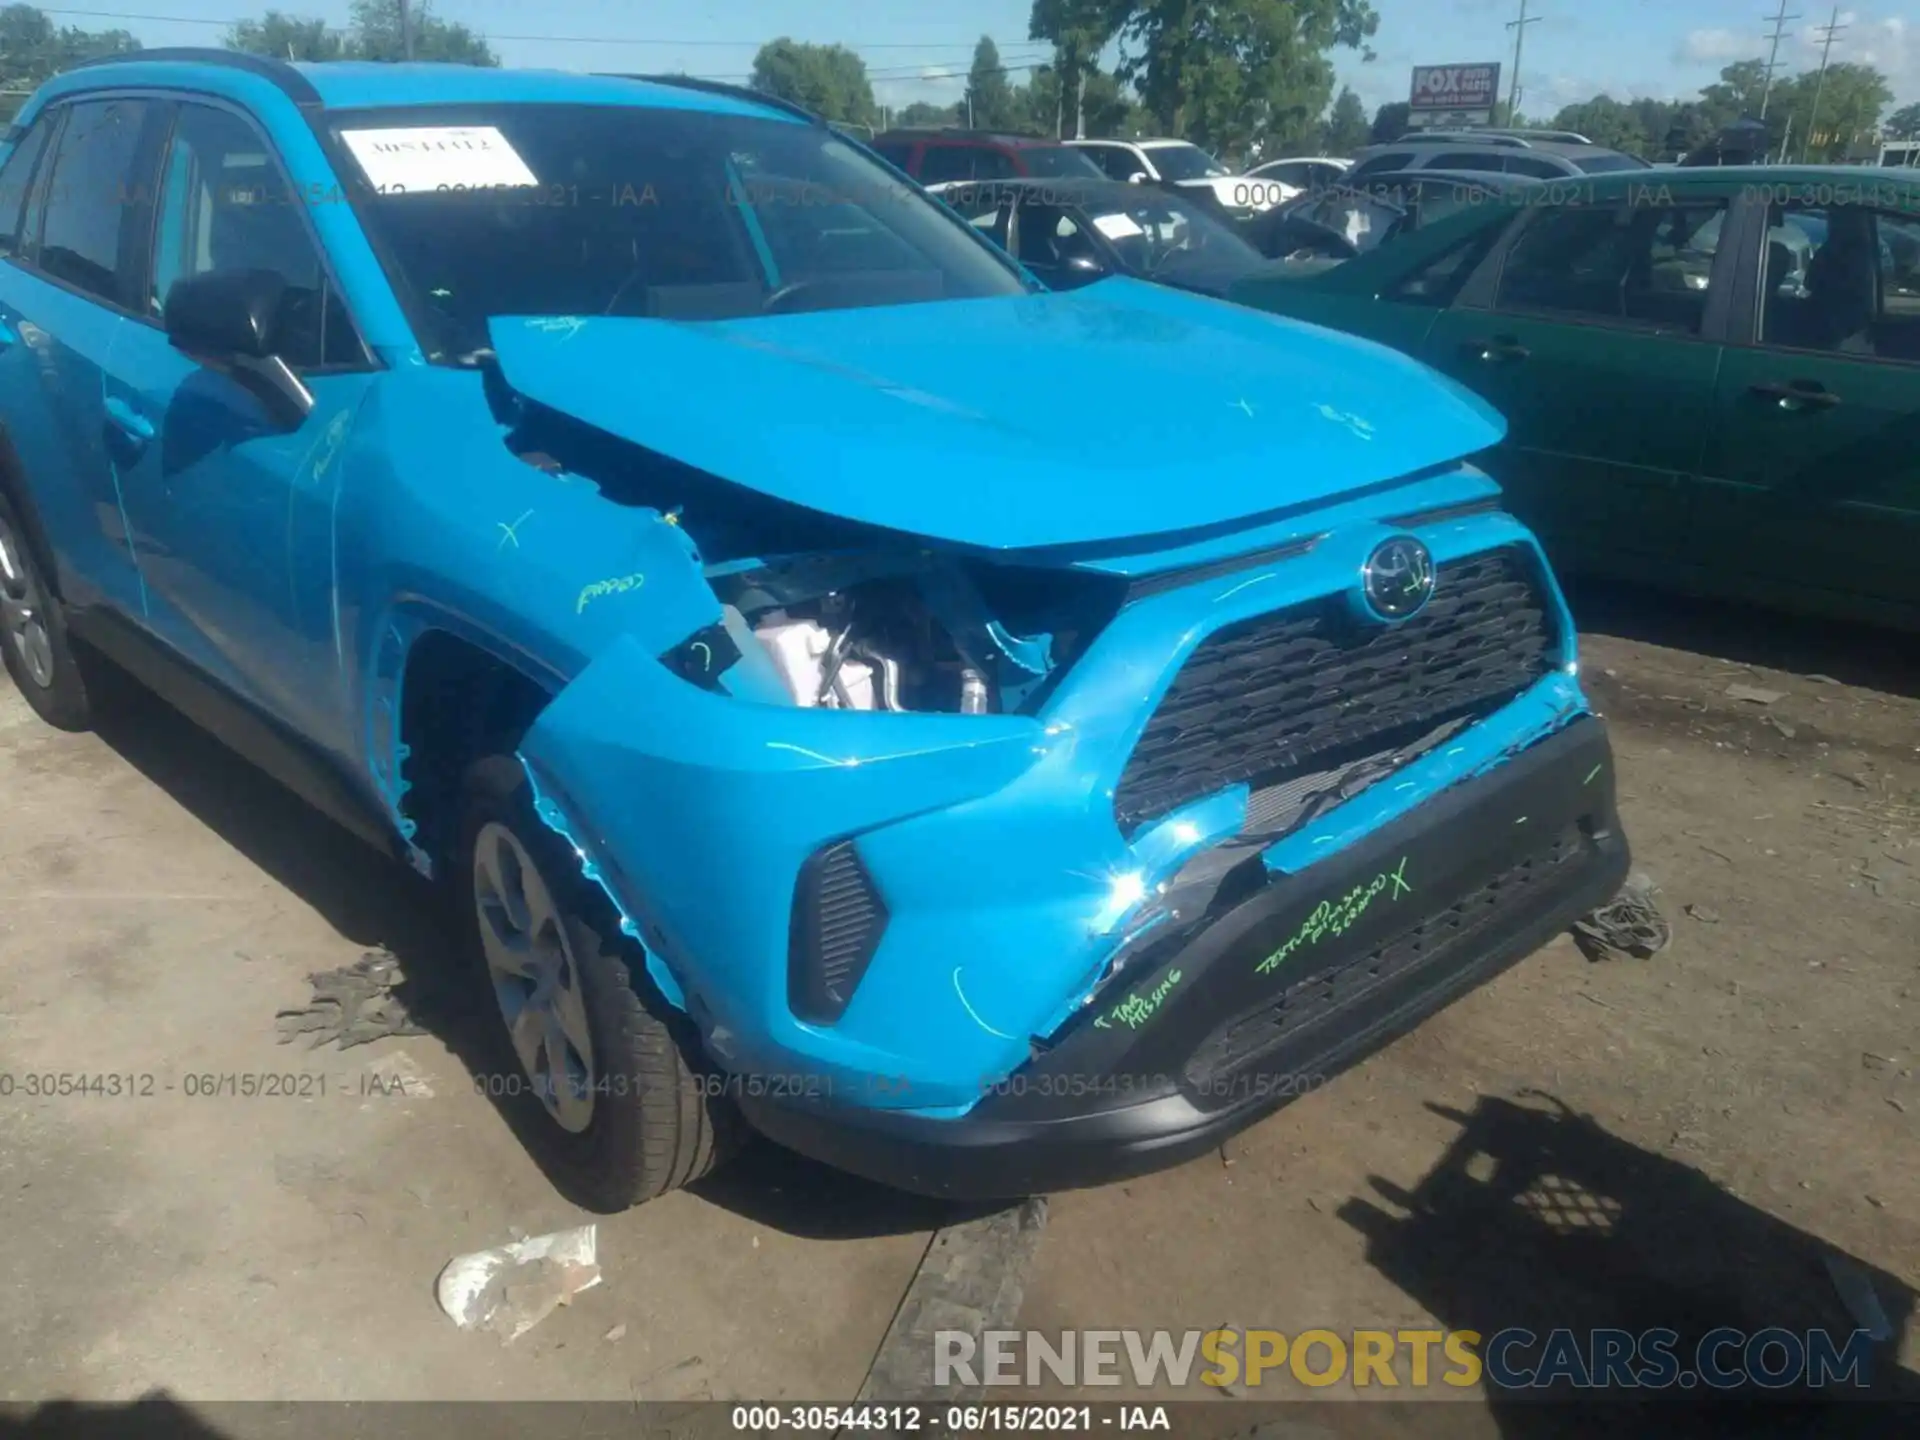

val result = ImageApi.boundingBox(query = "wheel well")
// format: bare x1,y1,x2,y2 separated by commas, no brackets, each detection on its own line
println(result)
0,427,63,601
399,631,554,873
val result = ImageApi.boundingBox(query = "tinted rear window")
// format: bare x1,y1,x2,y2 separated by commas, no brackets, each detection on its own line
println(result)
1574,153,1651,173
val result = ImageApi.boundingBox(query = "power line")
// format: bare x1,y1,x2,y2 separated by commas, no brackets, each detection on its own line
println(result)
1801,2,1847,161
1505,0,1543,120
1758,0,1800,121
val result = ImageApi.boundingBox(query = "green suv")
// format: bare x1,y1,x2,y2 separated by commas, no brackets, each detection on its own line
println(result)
1230,167,1920,631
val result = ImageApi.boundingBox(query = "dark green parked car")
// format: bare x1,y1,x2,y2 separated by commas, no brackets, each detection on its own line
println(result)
1229,166,1920,631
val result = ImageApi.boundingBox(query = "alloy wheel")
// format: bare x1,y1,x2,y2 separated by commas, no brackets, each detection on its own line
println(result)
473,820,598,1133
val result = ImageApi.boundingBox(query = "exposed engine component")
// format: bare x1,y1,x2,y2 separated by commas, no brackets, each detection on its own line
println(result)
753,617,903,711
750,585,969,712
673,552,1124,716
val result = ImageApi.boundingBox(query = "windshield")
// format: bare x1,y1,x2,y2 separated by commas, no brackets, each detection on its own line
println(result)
1144,143,1230,182
327,103,1028,361
1019,145,1106,178
1574,153,1651,173
1081,191,1260,273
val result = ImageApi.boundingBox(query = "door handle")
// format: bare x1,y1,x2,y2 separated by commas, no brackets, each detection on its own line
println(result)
1749,380,1840,412
1461,335,1530,363
104,396,156,442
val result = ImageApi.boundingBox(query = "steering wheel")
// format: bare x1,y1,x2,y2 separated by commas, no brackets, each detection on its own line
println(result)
761,278,830,314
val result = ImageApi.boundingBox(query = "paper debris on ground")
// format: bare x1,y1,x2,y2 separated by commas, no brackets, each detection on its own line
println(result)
435,1225,601,1343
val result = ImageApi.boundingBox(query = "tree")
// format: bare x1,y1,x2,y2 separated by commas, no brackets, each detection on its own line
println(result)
1115,0,1380,157
226,10,344,62
1030,0,1123,139
750,38,877,127
965,36,1019,130
1777,62,1893,162
1549,94,1653,157
896,100,957,128
1319,84,1369,155
1889,103,1920,141
345,0,495,64
0,4,139,119
1369,99,1409,143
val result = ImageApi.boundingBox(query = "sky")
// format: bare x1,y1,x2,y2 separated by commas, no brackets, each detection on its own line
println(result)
50,0,1920,116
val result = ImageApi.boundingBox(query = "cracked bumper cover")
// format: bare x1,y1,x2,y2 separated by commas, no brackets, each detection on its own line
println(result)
736,717,1627,1199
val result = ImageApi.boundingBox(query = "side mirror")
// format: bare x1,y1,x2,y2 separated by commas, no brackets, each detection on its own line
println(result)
162,269,313,428
1127,171,1149,185
163,268,285,359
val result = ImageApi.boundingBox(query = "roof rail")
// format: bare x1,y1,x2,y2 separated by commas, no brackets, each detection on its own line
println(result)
596,73,823,126
1406,131,1534,148
65,45,322,104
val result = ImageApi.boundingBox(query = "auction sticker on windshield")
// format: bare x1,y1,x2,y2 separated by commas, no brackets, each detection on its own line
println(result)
1092,212,1145,240
341,126,539,191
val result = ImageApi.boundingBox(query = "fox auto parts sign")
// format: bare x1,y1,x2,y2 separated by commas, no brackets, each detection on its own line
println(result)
1409,63,1502,111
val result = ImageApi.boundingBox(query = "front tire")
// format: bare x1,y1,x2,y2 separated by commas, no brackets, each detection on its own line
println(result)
0,492,94,732
457,754,740,1211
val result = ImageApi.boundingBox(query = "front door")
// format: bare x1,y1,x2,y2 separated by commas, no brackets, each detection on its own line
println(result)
104,99,375,747
1698,199,1920,624
1419,195,1734,580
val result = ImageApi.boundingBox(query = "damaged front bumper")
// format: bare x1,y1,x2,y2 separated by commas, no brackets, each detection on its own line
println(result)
513,512,1622,1193
738,716,1628,1198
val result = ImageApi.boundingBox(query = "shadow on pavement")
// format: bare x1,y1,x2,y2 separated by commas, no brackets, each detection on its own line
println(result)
1342,1092,1917,1439
87,679,956,1242
0,1394,230,1439
1563,576,1920,703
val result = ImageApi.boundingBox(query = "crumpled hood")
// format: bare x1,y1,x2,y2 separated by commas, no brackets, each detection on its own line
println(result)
487,280,1504,551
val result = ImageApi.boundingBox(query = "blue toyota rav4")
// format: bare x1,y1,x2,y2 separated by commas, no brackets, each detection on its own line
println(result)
0,52,1629,1209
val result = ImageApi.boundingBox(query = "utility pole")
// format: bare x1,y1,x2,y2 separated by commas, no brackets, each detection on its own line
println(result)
1758,0,1799,120
399,0,415,61
1802,4,1846,162
1505,0,1543,125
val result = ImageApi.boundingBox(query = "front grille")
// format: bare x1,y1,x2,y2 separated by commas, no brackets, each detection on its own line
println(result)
1114,547,1555,831
1186,825,1585,1087
788,840,887,1024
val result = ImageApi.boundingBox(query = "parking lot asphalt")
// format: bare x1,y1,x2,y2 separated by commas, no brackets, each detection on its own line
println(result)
1,585,1915,1423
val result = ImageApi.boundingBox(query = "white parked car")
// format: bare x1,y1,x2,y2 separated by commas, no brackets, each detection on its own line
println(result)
1242,155,1352,207
1066,138,1300,220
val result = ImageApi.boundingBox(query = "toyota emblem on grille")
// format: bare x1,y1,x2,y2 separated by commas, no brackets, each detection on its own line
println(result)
1361,536,1436,621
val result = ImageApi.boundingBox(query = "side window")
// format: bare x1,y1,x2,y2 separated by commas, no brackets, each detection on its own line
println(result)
1496,201,1725,332
1348,152,1415,181
150,103,361,370
1503,155,1569,180
972,148,1019,180
0,115,56,258
1088,146,1139,181
38,99,155,307
1388,230,1502,306
916,145,976,185
871,140,914,170
1427,150,1502,172
1763,203,1920,362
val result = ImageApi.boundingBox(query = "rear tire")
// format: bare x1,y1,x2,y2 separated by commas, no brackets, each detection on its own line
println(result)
457,754,740,1211
0,491,94,732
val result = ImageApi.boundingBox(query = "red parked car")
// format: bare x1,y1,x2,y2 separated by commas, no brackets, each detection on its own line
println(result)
871,128,1106,184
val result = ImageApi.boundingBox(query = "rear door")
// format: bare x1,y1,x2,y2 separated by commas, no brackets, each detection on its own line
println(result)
1418,190,1734,577
1697,197,1920,623
0,97,166,615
